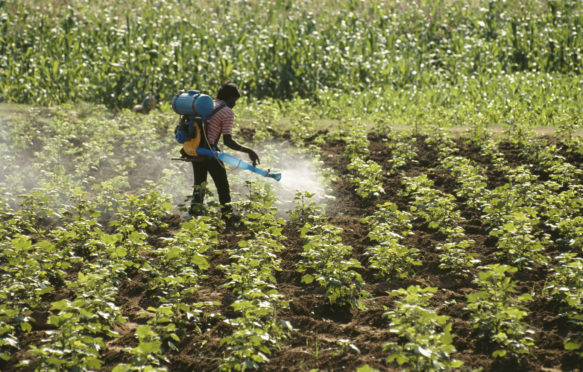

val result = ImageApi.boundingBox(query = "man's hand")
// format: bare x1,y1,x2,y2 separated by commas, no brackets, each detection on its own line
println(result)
223,135,259,165
248,150,260,166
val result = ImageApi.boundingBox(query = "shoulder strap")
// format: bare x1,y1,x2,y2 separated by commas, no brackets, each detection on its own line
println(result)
202,102,228,148
206,102,227,121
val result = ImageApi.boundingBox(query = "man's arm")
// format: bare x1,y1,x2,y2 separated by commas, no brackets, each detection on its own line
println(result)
223,134,260,165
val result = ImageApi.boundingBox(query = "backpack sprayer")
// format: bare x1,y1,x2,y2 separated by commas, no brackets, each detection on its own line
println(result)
171,90,282,182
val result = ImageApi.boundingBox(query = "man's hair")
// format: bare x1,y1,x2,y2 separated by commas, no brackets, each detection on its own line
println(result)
217,81,241,101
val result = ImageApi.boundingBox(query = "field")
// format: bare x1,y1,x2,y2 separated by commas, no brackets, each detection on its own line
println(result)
1,104,582,371
2,0,583,371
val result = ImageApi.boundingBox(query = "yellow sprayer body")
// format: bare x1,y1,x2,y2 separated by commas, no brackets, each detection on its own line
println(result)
182,125,201,156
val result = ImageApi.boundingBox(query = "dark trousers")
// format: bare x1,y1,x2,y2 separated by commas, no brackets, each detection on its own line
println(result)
191,158,231,215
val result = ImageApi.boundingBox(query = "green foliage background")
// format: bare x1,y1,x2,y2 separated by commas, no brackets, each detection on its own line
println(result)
1,0,582,126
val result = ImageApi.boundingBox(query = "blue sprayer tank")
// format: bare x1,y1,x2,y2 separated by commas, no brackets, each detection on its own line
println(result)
171,90,214,119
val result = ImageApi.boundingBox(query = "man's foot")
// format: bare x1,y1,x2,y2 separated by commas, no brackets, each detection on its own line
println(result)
223,214,241,229
188,204,206,217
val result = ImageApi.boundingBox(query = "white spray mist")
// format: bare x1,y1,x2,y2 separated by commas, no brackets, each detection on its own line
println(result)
242,141,332,217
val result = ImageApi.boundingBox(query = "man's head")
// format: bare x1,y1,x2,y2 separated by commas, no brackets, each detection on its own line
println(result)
217,81,241,108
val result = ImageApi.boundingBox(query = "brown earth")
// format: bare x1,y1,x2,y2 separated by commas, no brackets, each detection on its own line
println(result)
3,131,582,372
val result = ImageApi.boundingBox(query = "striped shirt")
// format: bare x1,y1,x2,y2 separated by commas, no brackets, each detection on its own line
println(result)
206,99,234,146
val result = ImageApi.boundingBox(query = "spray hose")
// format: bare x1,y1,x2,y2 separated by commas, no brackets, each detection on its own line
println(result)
201,117,226,170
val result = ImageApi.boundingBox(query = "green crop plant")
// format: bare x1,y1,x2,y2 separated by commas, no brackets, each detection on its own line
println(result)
247,103,280,143
554,216,583,252
12,190,58,236
342,127,371,160
400,174,435,199
387,135,418,173
49,196,104,260
287,115,319,147
544,253,583,355
142,217,219,351
384,285,463,371
489,213,550,269
112,325,168,372
0,237,59,362
545,253,583,310
0,200,35,241
331,117,385,200
347,158,385,199
564,136,583,157
144,303,219,354
401,175,464,237
362,202,421,279
464,122,493,149
110,188,172,235
288,191,326,225
478,137,512,174
366,237,422,280
430,155,488,275
0,237,59,309
236,181,279,220
440,155,490,210
97,229,149,271
505,124,538,149
220,295,291,372
424,126,458,161
465,264,535,359
26,263,126,370
436,238,480,276
145,305,182,352
556,118,582,147
299,222,369,309
538,184,583,250
474,166,553,270
309,149,339,189
362,202,413,236
153,217,217,301
221,240,282,298
480,166,545,228
510,130,583,186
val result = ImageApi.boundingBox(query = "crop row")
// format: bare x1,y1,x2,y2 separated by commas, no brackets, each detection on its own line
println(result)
384,285,463,370
113,216,219,371
361,202,421,279
400,173,479,275
297,217,368,310
430,129,549,270
328,124,384,199
508,126,582,186
218,183,290,370
386,132,418,174
1,237,65,363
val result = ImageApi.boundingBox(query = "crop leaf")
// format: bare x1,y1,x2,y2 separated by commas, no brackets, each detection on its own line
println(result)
564,340,581,350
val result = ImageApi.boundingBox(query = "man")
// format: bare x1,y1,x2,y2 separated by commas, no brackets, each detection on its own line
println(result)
190,81,259,219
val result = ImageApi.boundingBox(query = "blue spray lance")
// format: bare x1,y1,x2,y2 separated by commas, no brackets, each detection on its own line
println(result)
196,148,282,181
172,148,281,181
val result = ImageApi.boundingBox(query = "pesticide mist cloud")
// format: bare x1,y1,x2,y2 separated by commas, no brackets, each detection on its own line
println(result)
0,117,39,195
251,141,333,216
278,157,327,198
